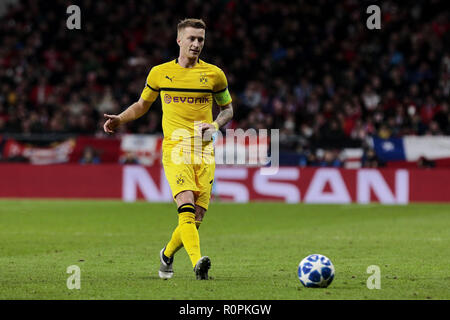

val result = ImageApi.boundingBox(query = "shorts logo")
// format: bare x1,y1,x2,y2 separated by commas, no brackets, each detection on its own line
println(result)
176,174,185,185
200,73,208,85
164,94,172,104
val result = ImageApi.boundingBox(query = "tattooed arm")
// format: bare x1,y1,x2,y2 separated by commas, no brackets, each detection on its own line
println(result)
213,103,233,129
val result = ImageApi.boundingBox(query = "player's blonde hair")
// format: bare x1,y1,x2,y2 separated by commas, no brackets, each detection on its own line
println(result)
177,18,206,38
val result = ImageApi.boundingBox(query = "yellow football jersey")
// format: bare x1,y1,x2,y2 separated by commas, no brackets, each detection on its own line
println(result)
140,59,232,152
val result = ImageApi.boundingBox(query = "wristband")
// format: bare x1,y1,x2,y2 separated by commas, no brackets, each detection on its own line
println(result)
212,121,219,131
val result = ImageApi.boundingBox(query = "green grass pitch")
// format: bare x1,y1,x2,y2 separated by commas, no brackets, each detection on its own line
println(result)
0,200,449,300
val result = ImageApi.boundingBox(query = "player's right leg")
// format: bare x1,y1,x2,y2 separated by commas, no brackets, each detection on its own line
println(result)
159,246,174,279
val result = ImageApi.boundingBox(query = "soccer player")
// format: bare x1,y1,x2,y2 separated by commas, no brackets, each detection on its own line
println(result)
103,18,233,280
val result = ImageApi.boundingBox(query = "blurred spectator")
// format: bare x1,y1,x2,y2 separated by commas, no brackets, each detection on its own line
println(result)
306,152,319,167
417,156,436,168
433,102,449,134
0,0,448,162
362,148,384,168
120,152,140,165
79,146,100,164
319,150,343,167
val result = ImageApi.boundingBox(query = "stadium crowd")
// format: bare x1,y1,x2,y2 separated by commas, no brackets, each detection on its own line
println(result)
0,0,449,166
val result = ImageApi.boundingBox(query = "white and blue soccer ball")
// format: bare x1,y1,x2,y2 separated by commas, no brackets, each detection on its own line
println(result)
298,254,335,288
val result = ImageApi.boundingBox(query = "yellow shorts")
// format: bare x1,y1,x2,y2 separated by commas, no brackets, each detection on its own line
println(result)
162,148,215,211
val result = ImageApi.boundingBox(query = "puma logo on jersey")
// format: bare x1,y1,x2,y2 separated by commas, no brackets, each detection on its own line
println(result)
165,75,174,82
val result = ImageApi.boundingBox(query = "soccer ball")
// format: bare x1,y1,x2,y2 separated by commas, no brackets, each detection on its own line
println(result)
298,254,335,288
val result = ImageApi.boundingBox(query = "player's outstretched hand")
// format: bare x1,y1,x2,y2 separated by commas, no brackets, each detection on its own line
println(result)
103,114,121,134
